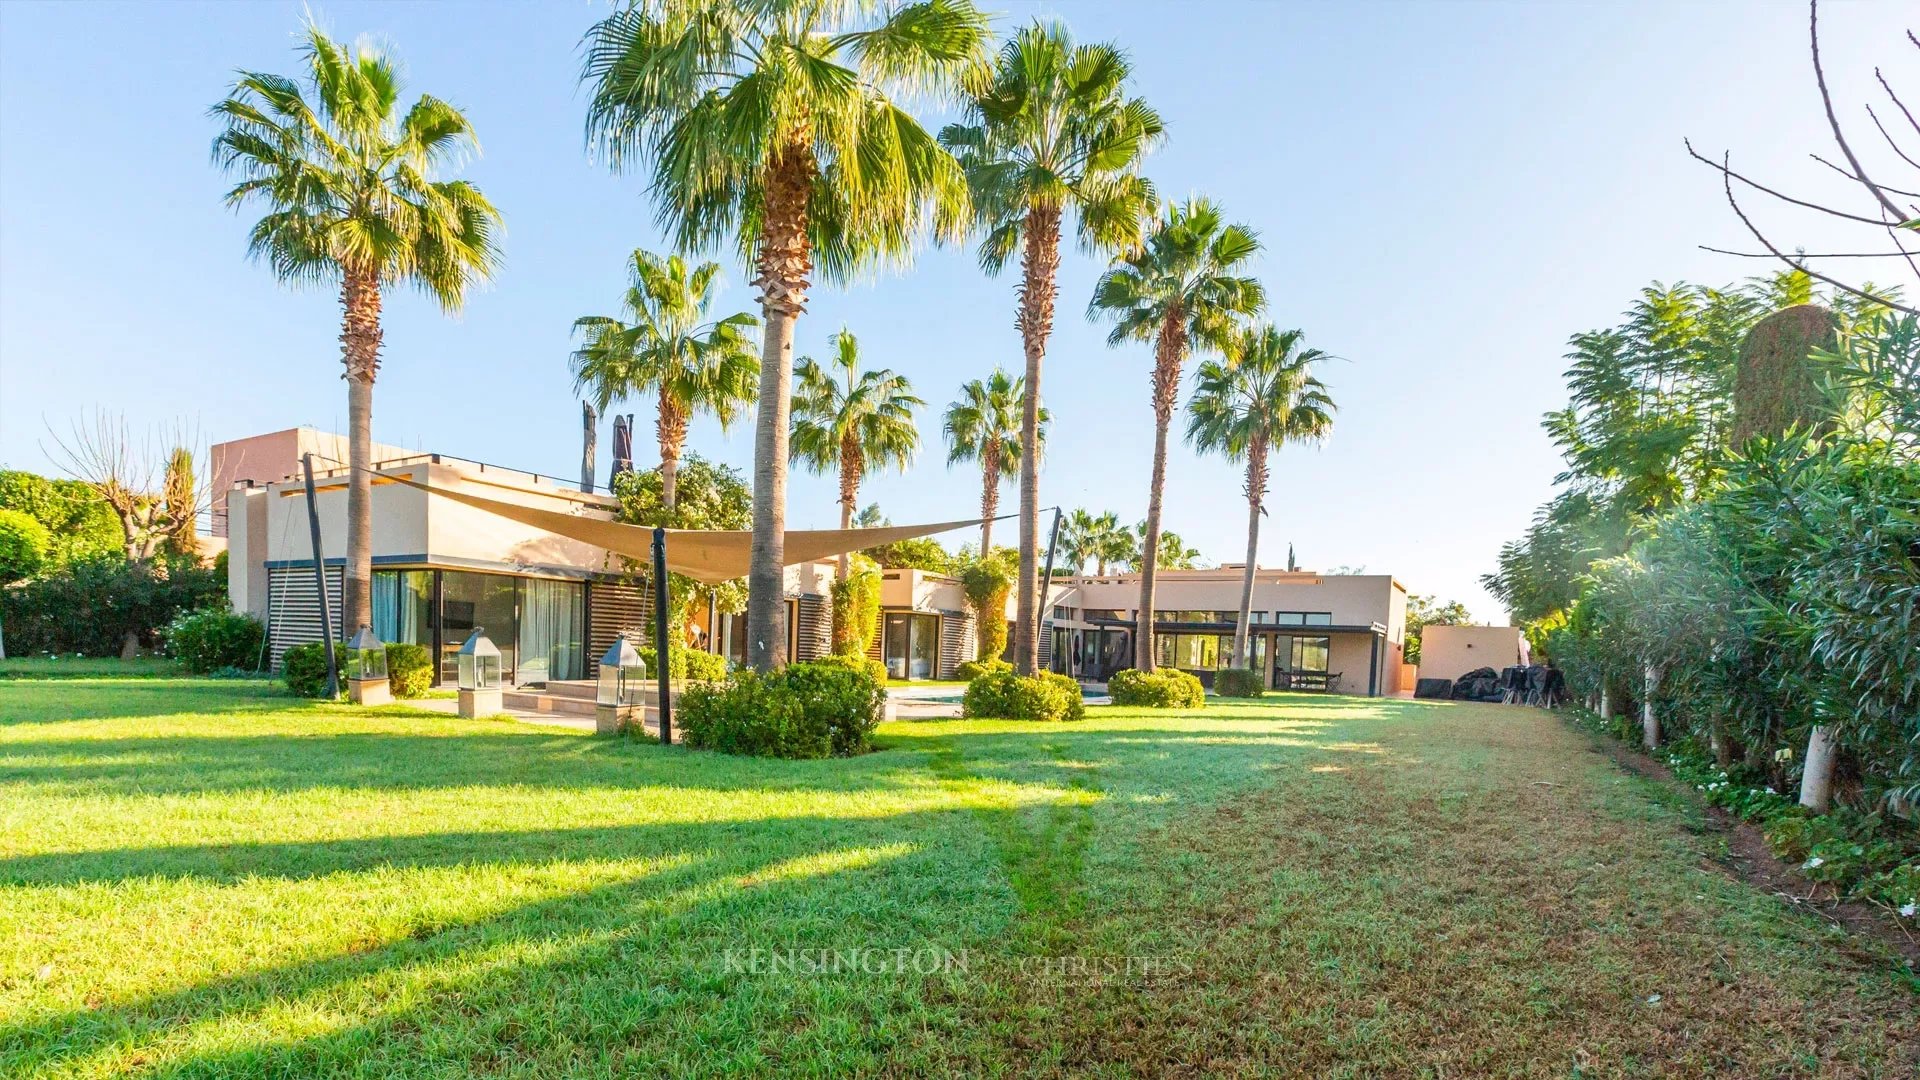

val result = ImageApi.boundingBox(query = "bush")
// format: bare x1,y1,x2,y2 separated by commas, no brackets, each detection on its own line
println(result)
1108,668,1205,708
162,609,265,674
680,659,884,759
639,644,729,682
811,650,887,686
0,508,50,584
282,641,341,698
0,554,224,656
955,657,1011,682
959,556,1014,663
1214,667,1264,698
963,669,1084,722
831,558,882,655
386,642,432,698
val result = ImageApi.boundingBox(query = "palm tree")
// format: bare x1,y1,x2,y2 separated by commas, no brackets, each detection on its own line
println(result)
1188,325,1337,667
790,329,923,580
213,26,503,634
571,250,759,510
583,1,987,672
944,370,1047,557
1090,198,1264,670
941,21,1161,674
1060,509,1132,576
1152,530,1203,570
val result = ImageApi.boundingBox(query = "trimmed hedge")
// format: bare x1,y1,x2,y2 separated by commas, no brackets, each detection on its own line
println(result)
386,643,432,698
811,651,888,686
954,657,1011,682
639,644,728,682
1108,668,1205,709
162,609,265,675
963,669,1085,722
679,660,884,759
1214,667,1264,699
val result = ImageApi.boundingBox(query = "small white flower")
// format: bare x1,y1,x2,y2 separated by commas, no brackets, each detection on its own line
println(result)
1803,856,1825,870
1765,787,1776,795
1900,902,1916,919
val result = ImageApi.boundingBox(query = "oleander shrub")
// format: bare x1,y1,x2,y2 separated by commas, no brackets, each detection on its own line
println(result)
1108,667,1205,709
680,660,884,758
162,609,265,674
282,641,342,698
963,669,1084,722
810,650,888,686
385,643,432,698
954,657,1010,682
1214,667,1264,699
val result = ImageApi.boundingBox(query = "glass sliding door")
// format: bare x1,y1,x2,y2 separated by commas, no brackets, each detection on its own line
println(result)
440,571,518,685
517,577,585,685
371,570,432,646
882,613,938,680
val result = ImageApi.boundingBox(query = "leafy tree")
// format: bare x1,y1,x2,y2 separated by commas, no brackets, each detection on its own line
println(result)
571,250,759,509
1401,594,1471,668
612,454,752,634
790,329,923,580
583,0,988,672
1059,509,1134,576
958,552,1016,663
1090,198,1264,669
213,26,504,631
0,471,120,567
0,509,51,585
861,537,953,575
944,369,1047,558
1187,324,1336,666
1149,529,1201,570
941,20,1161,674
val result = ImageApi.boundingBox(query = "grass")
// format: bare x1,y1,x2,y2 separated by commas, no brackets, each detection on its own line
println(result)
0,656,186,679
1,679,1914,1077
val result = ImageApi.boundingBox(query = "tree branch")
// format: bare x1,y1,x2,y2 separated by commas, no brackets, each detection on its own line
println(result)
1810,0,1911,222
1685,138,1892,226
1717,151,1918,315
1808,152,1920,199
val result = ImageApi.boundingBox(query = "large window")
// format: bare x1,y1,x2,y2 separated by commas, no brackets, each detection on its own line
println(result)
517,577,585,685
1272,611,1333,627
1154,633,1225,671
440,572,519,685
883,612,939,680
1271,634,1330,674
372,570,433,646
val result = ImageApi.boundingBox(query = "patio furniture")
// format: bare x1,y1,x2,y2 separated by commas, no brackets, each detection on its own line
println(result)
1278,671,1342,692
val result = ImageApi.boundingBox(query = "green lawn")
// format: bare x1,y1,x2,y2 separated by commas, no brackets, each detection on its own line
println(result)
2,680,1914,1077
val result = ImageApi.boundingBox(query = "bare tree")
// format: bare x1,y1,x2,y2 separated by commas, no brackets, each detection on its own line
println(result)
1687,0,1919,316
44,410,210,566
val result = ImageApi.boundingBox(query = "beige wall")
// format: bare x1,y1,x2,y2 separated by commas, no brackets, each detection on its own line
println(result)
210,428,414,537
1056,568,1405,643
1417,625,1526,683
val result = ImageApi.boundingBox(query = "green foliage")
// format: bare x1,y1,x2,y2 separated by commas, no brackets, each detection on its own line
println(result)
958,554,1014,662
1108,668,1205,709
613,454,752,623
955,657,1011,682
0,508,51,584
1402,594,1471,667
791,330,924,540
1059,509,1136,575
962,669,1084,722
638,644,728,683
0,470,120,567
861,537,953,575
161,609,265,675
1733,304,1838,446
1214,668,1264,698
386,643,432,698
0,555,224,656
809,650,888,687
830,557,883,656
282,641,340,699
680,660,884,759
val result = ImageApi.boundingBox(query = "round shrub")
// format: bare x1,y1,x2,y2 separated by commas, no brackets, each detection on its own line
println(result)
282,641,341,698
0,508,50,584
963,669,1084,722
1108,668,1205,709
811,650,888,686
385,642,432,698
639,644,728,682
955,657,1011,682
679,659,885,759
162,608,266,674
1214,667,1264,699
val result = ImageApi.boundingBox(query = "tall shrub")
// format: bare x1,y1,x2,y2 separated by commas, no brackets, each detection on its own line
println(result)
831,556,882,657
959,555,1014,663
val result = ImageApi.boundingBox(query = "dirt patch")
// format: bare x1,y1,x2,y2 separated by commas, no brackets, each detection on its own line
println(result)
1583,729,1920,969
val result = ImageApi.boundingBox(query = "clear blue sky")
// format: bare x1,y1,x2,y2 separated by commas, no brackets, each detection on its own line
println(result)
0,1,1893,620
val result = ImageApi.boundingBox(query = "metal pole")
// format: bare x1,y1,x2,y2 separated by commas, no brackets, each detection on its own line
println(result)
651,527,672,745
301,453,339,699
1036,507,1062,672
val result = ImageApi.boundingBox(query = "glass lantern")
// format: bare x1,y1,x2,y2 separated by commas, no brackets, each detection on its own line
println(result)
597,635,646,708
345,625,388,683
457,627,502,691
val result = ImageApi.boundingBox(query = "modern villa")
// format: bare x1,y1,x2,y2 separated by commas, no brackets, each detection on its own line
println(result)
220,429,1405,695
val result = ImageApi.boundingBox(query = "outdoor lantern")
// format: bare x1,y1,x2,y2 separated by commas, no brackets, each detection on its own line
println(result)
456,627,503,718
595,634,647,735
344,624,391,706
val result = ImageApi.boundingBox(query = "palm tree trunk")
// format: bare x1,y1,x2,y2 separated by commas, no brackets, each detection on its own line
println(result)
745,133,815,672
340,266,382,637
979,446,999,557
837,436,862,582
1013,203,1061,676
1234,437,1268,668
1800,724,1838,812
657,385,688,511
1135,314,1185,672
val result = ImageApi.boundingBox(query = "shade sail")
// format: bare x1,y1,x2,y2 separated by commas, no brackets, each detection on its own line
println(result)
385,472,991,584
